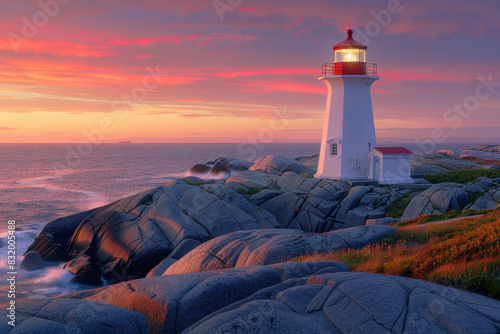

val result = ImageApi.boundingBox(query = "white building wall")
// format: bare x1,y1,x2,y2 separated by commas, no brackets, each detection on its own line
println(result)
315,75,379,180
379,155,414,184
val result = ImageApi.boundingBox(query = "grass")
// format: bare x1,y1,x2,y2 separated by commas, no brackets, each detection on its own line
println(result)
236,188,260,195
184,179,204,186
386,189,422,218
293,207,500,299
392,209,488,227
247,188,260,195
299,172,313,178
424,169,500,184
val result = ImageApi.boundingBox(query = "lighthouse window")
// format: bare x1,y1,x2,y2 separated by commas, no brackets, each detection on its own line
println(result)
330,144,338,156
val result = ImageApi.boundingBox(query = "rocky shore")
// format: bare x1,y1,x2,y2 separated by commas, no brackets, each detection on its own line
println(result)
10,145,500,333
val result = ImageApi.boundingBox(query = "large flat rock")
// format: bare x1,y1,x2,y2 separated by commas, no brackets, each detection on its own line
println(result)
184,272,500,334
65,262,349,334
164,226,396,275
0,298,147,334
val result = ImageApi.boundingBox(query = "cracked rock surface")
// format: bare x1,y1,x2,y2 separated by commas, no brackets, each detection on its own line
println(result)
183,271,500,334
162,226,396,276
402,178,500,219
12,265,498,334
63,261,350,334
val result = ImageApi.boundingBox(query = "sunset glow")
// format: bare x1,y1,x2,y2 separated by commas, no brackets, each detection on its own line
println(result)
1,0,499,143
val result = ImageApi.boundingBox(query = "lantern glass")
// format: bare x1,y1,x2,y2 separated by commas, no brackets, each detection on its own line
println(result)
335,49,366,63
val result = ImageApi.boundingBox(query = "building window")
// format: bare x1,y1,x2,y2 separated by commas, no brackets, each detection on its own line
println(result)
331,143,338,156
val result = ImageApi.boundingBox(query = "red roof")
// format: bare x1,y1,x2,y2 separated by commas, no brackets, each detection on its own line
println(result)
333,29,368,51
374,147,413,155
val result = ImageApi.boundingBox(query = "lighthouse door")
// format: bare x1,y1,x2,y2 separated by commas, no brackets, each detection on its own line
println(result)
373,157,380,181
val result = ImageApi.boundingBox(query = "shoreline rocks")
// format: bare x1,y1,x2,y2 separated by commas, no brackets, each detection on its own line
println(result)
25,168,406,283
23,150,500,286
15,148,500,333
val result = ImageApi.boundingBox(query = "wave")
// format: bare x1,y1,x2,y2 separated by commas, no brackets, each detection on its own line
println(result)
120,172,187,182
17,172,109,209
184,169,240,180
0,222,105,299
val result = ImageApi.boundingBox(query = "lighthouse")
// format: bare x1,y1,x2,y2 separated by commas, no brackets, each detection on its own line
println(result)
315,29,414,184
315,29,378,181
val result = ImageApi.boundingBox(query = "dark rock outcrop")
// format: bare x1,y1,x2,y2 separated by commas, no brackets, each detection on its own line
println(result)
19,251,45,271
72,263,103,287
188,156,252,176
25,233,68,262
188,164,211,174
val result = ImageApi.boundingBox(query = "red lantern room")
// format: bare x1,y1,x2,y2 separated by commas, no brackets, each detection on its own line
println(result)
322,29,377,76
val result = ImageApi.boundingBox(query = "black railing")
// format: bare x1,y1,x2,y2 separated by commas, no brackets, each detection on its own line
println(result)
322,63,378,76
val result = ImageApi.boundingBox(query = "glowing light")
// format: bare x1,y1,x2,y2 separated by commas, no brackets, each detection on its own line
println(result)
335,49,366,63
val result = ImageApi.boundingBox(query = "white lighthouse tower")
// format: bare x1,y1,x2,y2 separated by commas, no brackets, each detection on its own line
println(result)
315,29,379,181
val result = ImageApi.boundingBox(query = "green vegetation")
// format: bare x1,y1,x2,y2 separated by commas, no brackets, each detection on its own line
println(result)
184,179,204,186
424,169,500,184
299,172,313,178
236,188,260,195
247,188,260,195
386,189,422,218
294,207,500,299
467,190,486,208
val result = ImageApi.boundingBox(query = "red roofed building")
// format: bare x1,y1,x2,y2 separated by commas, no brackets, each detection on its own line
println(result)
369,147,414,184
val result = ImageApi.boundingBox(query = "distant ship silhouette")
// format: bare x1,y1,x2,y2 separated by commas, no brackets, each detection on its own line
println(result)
118,141,131,144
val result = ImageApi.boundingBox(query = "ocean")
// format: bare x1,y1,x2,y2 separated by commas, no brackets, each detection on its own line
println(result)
0,142,466,299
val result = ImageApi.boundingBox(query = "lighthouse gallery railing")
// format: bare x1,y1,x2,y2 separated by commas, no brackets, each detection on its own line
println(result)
322,63,378,76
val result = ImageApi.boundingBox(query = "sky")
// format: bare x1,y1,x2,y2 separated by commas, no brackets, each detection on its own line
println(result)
0,0,499,144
